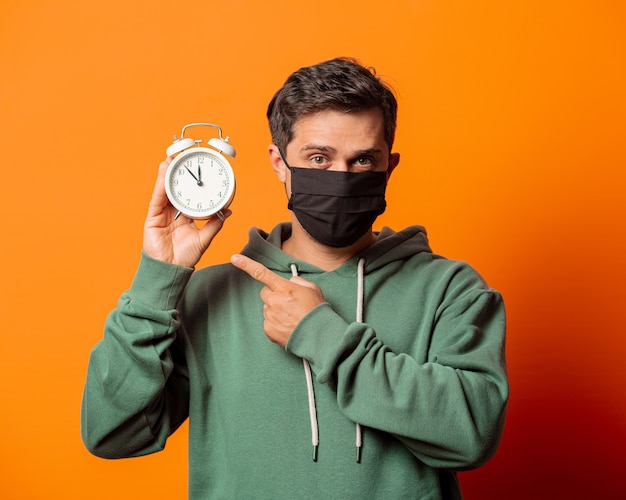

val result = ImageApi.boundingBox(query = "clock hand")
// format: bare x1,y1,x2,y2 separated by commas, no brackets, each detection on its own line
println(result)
197,165,202,185
184,166,203,186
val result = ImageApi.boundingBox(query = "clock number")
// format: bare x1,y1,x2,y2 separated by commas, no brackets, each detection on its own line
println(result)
197,202,203,209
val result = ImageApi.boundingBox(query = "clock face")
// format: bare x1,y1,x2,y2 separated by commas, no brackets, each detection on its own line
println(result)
165,148,235,219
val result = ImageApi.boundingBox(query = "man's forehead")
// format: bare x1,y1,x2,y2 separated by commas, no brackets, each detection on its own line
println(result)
289,109,386,149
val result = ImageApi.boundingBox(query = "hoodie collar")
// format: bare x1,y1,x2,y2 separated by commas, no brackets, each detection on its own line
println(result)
240,223,432,275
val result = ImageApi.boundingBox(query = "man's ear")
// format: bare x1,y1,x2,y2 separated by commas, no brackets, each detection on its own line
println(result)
387,152,400,179
268,144,287,182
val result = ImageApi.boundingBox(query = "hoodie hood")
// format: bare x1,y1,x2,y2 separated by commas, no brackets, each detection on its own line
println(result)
241,223,432,274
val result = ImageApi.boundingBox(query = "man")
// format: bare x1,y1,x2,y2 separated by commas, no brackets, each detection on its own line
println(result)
81,58,508,499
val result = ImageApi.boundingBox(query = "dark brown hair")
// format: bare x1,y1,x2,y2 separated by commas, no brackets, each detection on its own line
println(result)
267,57,398,154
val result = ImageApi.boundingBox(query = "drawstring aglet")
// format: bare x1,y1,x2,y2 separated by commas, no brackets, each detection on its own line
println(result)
356,446,362,464
313,445,318,462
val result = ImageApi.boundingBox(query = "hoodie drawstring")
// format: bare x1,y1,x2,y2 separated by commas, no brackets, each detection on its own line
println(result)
290,259,366,463
355,257,365,463
291,264,319,461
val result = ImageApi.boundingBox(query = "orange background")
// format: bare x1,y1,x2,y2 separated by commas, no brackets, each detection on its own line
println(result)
1,1,625,498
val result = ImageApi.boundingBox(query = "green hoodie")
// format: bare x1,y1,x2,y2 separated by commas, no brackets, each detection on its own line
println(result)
81,223,508,499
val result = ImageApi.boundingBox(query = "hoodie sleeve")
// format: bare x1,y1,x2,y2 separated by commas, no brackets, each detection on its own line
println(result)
80,253,194,459
285,263,508,471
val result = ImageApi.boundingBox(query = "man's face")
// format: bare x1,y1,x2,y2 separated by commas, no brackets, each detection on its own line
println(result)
269,108,400,196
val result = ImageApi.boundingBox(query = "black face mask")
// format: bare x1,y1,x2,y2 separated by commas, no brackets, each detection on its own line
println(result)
286,165,387,248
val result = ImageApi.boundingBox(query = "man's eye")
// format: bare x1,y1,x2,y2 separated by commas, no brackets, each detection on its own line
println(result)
355,157,374,166
311,156,327,165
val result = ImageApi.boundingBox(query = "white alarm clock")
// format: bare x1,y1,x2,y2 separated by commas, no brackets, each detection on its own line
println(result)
164,122,236,220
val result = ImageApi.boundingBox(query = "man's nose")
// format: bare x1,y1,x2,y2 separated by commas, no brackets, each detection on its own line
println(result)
330,161,350,172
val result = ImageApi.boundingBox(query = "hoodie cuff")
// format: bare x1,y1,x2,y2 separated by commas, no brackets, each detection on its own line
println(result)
286,303,355,383
128,252,195,310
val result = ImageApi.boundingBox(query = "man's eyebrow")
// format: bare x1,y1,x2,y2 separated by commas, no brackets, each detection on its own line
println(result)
300,144,337,154
352,148,383,157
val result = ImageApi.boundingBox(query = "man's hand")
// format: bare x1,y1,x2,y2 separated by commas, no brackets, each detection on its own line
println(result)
231,254,326,347
143,159,231,268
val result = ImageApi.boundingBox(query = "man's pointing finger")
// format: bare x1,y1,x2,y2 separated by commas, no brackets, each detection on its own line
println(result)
231,254,287,289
